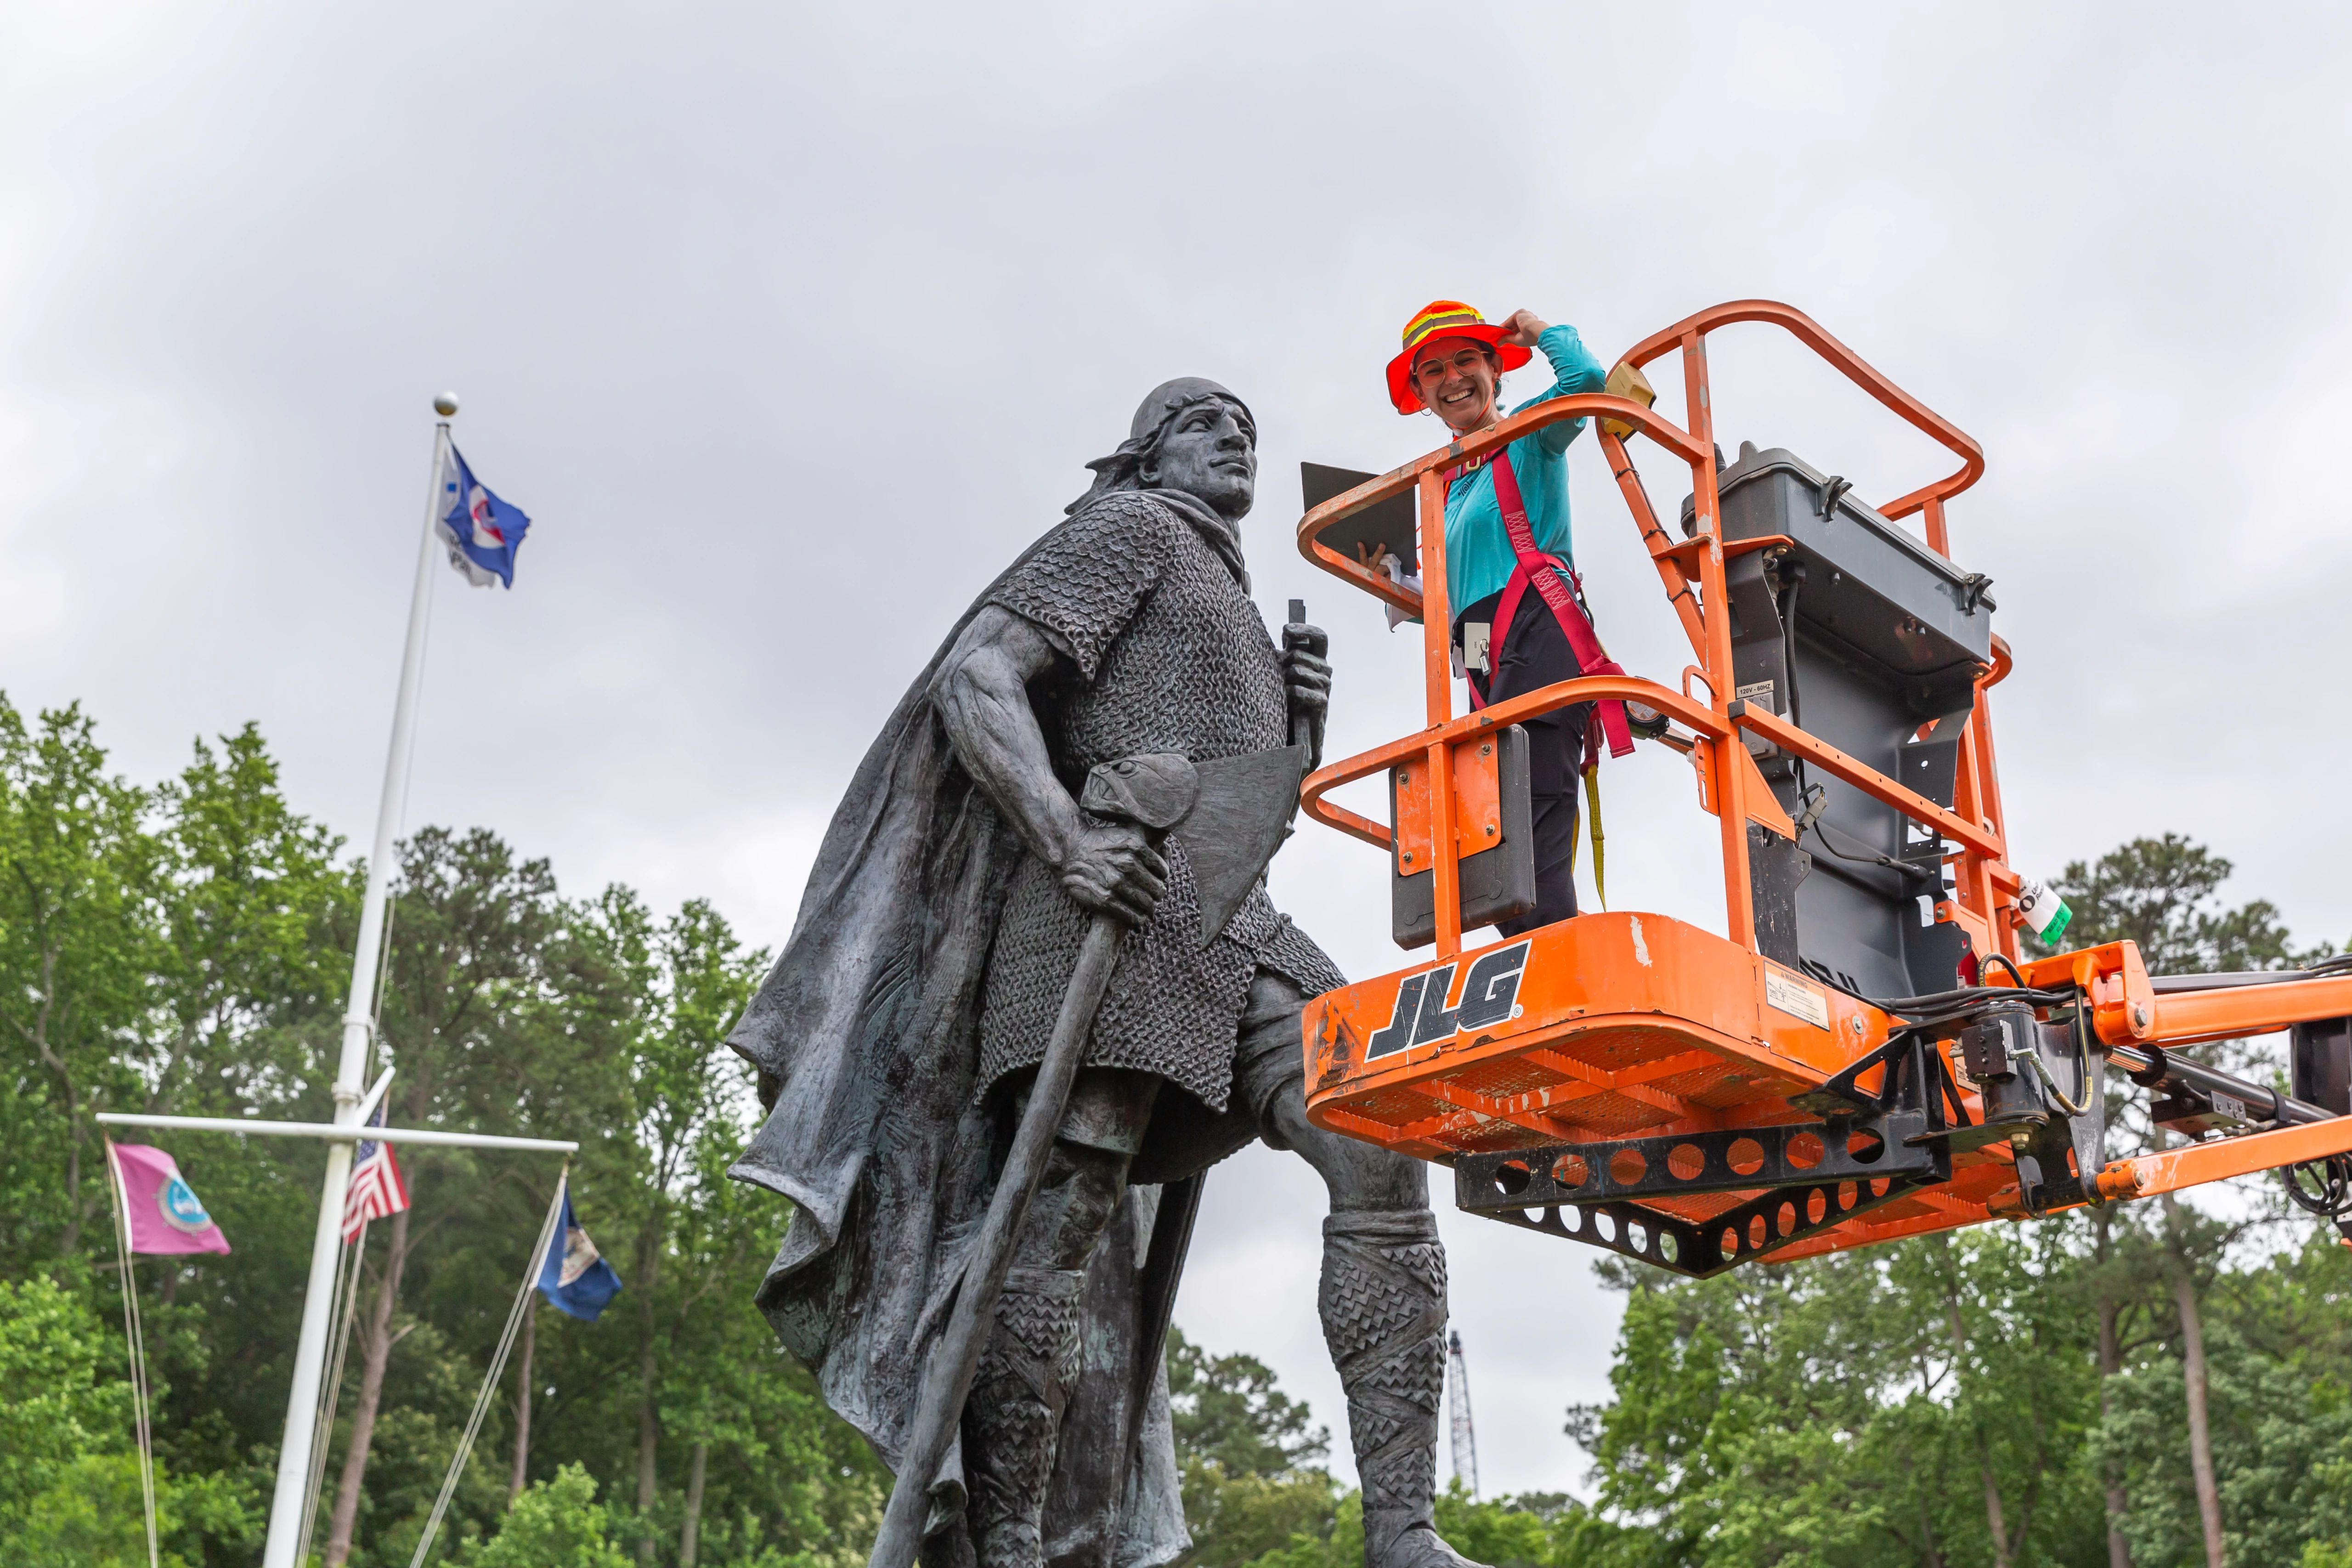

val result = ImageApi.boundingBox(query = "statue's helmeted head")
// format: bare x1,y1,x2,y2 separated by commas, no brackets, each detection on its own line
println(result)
1069,378,1258,520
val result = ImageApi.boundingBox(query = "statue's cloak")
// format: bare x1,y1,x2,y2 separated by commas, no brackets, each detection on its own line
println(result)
726,498,1218,1568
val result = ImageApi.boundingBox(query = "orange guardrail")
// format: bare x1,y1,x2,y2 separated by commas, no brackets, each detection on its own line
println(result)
1288,298,2352,1271
1295,300,2002,964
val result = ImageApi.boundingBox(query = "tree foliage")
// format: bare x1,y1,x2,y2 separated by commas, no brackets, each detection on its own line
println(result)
8,687,2352,1568
0,1275,136,1527
1168,1329,1340,1568
1174,836,2352,1568
0,694,884,1567
464,1465,631,1568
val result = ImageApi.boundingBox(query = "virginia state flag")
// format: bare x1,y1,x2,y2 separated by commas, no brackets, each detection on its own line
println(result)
537,1185,623,1322
435,445,532,589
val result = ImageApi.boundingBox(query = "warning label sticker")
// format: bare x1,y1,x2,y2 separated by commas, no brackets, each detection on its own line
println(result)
1764,969,1830,1030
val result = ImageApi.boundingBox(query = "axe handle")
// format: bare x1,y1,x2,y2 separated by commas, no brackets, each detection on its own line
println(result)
1283,605,1327,761
868,914,1125,1568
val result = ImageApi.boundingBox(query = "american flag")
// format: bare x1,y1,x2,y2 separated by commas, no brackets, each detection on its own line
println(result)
342,1111,411,1242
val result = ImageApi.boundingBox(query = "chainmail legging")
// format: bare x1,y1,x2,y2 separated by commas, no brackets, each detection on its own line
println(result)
965,1266,1089,1568
1320,1210,1449,1566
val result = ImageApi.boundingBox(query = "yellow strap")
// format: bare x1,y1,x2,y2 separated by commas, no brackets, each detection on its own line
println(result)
1580,764,1606,910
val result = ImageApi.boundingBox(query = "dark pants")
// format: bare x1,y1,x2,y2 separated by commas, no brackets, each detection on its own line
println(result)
1460,586,1588,933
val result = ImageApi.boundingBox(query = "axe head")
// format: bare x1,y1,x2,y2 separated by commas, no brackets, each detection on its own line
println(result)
1171,744,1309,948
1079,753,1200,830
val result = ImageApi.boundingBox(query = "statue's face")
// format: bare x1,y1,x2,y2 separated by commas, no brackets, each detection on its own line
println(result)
1411,336,1501,434
1141,400,1256,520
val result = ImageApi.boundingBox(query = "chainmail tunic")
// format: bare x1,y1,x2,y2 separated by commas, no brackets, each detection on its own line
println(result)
972,491,1345,1112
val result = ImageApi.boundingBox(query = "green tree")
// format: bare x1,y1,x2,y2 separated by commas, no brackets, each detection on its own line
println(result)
2096,1227,2352,1568
1167,1328,1340,1568
136,727,351,1559
11,1454,182,1568
0,1275,134,1528
1565,1230,2109,1568
0,697,162,1259
1170,1328,1329,1476
145,725,350,1116
2044,834,2307,979
0,1275,255,1567
612,894,769,1559
0,692,932,1568
652,1126,887,1568
2051,832,2320,1568
465,1464,630,1568
321,826,646,1567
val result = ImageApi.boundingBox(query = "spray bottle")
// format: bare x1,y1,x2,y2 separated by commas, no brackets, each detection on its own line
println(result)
2015,877,2073,945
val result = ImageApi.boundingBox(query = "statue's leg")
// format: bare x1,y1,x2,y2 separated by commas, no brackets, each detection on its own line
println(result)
1234,973,1480,1568
965,1067,1160,1568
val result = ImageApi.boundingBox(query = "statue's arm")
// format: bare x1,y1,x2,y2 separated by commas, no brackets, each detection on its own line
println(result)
935,606,1167,924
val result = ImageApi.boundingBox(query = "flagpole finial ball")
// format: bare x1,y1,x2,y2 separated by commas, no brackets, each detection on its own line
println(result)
432,392,460,418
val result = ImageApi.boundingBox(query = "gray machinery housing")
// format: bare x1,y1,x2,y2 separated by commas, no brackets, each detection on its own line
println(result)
1682,443,1996,1002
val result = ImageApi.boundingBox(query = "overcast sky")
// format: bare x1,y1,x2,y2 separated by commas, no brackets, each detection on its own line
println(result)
7,0,2350,1499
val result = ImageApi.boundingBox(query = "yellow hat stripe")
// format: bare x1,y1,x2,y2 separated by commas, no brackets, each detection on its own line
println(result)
1402,305,1488,352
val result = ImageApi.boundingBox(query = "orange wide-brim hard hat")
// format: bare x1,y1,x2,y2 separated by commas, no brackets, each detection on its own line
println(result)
1385,300,1533,416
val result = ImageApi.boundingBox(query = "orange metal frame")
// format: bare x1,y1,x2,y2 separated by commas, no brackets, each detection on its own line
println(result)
1292,300,2352,1262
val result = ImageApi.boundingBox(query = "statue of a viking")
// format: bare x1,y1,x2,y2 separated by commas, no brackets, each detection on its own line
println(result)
727,380,1479,1568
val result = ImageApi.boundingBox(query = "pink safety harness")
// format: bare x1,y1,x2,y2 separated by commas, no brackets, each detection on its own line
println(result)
1465,447,1636,764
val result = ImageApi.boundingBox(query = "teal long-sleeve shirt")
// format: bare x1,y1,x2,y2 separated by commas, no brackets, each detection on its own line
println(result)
1441,323,1606,623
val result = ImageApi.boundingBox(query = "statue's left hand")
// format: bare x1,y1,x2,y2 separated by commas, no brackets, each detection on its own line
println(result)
1283,644,1331,718
1281,634,1330,767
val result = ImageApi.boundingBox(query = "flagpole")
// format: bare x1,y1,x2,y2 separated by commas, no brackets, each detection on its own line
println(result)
260,392,458,1568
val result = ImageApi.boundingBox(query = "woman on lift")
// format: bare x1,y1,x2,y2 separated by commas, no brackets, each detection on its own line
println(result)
1384,299,1637,931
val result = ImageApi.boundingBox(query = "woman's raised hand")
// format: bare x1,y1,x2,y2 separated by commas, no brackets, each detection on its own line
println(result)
1498,308,1550,346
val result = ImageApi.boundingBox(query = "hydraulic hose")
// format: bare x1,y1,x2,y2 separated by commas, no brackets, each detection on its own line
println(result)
1875,968,2333,1126
1775,559,1933,889
1777,565,1805,733
2105,1043,2331,1127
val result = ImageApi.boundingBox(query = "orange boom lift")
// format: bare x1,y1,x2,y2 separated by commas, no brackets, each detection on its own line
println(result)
1294,300,2352,1275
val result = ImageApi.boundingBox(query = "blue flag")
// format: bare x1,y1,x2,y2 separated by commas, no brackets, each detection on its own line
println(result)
538,1187,622,1321
435,444,532,589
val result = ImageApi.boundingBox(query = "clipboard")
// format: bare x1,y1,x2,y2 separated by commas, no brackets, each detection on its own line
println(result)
1301,462,1419,577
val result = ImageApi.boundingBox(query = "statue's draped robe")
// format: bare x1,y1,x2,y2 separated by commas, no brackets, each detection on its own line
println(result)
729,488,1328,1568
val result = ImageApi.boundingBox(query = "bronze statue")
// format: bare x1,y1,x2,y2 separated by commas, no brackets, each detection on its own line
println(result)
728,379,1481,1568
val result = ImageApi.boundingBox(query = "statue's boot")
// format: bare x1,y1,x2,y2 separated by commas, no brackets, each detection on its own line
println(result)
1320,1211,1482,1568
965,1264,1088,1568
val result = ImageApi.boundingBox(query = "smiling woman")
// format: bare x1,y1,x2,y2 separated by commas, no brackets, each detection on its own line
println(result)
1382,299,1617,933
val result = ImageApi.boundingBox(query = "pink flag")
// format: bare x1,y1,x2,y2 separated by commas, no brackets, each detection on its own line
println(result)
109,1143,232,1256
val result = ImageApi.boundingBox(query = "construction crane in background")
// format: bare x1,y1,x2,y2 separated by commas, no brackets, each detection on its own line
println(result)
1447,1329,1478,1497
